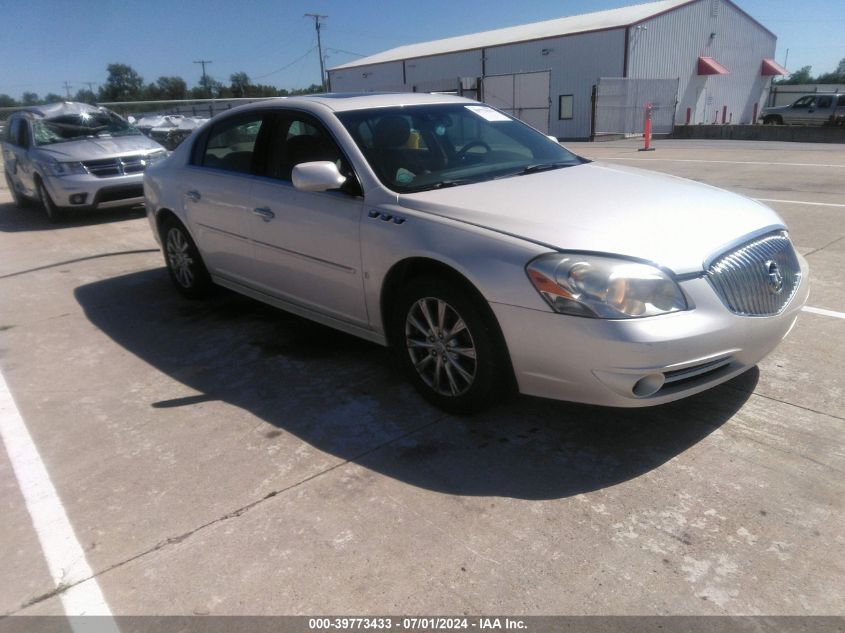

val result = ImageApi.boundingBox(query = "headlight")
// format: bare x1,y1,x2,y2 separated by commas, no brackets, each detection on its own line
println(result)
145,150,167,164
40,161,88,177
526,253,688,318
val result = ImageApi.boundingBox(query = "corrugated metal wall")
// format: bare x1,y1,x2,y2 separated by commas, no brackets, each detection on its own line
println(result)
326,0,777,135
483,29,625,138
328,61,405,92
628,0,776,124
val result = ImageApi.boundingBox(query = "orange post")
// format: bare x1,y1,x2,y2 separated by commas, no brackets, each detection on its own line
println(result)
639,102,655,152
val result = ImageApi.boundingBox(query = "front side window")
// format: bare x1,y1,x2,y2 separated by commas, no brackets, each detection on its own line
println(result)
264,112,355,187
792,96,814,109
336,103,581,193
200,115,264,174
33,110,140,146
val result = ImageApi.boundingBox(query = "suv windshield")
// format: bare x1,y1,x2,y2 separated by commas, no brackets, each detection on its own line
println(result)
33,110,142,146
336,103,583,193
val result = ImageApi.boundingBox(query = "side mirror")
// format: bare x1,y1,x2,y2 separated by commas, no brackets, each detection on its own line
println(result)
292,161,346,192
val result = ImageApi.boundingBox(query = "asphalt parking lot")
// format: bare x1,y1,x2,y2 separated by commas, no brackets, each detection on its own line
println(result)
0,138,843,617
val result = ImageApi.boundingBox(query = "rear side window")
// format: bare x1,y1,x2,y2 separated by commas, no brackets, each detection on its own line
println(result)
198,115,264,174
816,96,833,108
839,95,845,107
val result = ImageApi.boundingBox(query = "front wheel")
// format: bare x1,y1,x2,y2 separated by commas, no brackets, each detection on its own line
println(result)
36,179,63,222
390,276,510,413
763,115,782,125
162,218,213,299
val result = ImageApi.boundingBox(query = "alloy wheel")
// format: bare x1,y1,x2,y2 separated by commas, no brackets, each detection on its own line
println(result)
405,297,477,397
166,227,195,288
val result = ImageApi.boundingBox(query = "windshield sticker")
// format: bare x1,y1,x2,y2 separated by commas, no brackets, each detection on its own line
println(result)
465,106,510,122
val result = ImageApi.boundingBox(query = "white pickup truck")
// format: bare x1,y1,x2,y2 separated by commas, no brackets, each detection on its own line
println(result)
759,93,845,126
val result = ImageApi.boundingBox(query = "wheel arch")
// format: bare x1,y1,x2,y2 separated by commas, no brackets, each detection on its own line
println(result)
379,256,516,388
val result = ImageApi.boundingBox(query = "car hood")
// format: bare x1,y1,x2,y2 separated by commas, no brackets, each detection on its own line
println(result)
398,162,785,275
34,135,163,161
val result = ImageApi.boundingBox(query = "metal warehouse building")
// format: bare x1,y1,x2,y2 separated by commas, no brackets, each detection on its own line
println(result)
327,0,787,139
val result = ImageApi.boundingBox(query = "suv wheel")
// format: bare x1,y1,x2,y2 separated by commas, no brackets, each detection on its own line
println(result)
162,217,213,299
390,276,509,413
36,179,64,222
5,170,31,208
763,115,782,125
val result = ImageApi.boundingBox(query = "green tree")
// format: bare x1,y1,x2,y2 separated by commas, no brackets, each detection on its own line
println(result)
230,72,251,97
0,94,18,107
780,65,813,85
43,93,63,104
816,58,845,84
154,76,187,100
22,92,39,105
74,88,98,104
99,63,144,102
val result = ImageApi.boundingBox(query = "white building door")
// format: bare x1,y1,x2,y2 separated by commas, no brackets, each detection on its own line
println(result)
482,71,551,134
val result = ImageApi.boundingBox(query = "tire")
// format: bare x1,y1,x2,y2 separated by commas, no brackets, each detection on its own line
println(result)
763,115,782,125
4,170,31,208
36,178,64,222
390,276,510,413
161,217,213,299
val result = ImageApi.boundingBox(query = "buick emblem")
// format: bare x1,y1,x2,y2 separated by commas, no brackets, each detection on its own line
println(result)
765,260,784,295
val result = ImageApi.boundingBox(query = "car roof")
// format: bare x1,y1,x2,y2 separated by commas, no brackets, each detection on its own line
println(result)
246,92,477,113
23,101,105,119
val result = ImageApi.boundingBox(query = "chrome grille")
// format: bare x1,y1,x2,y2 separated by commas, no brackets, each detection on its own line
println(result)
706,231,801,316
82,155,148,178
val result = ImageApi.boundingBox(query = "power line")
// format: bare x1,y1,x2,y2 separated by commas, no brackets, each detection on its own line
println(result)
305,13,328,91
252,46,317,80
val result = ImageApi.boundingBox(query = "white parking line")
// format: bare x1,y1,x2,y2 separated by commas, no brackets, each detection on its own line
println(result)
0,370,118,627
802,306,845,319
599,157,845,168
754,198,845,209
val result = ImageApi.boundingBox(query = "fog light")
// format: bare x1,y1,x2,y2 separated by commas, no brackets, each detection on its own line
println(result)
632,373,665,397
69,193,87,205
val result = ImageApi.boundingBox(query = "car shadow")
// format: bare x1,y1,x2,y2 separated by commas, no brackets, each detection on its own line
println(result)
0,199,146,232
74,268,756,500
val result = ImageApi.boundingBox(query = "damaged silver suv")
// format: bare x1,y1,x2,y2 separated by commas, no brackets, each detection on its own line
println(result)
2,102,166,221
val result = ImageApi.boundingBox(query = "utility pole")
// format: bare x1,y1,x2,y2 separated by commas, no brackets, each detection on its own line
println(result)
305,13,328,91
194,59,213,95
783,48,789,70
62,81,72,99
84,82,97,94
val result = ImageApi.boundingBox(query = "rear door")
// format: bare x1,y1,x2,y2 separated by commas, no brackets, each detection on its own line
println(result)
246,110,368,325
183,111,269,285
809,95,834,125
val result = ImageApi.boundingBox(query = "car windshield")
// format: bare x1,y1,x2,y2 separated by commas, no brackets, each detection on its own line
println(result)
33,110,142,146
336,103,584,193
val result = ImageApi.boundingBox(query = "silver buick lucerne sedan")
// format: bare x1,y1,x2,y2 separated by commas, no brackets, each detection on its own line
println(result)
143,93,808,412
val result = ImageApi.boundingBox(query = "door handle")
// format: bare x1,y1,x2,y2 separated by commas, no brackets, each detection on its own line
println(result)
252,207,275,221
186,190,201,201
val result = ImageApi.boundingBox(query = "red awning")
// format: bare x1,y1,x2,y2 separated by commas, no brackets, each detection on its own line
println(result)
761,58,789,76
697,56,730,75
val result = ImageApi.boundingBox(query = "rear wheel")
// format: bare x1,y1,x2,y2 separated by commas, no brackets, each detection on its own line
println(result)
36,178,64,222
390,276,509,413
162,217,213,299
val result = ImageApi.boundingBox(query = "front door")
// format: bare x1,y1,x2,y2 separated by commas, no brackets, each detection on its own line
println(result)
247,112,368,325
184,112,269,285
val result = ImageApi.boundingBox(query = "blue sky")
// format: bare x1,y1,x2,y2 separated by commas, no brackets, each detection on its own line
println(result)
0,0,841,99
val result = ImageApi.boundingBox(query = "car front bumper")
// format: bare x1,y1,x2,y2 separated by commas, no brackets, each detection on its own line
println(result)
42,172,145,210
491,255,810,407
